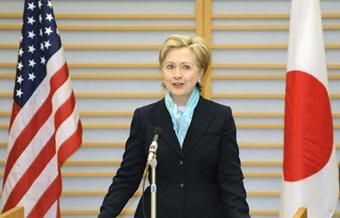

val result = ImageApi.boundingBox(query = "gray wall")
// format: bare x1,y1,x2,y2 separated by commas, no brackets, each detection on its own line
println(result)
0,0,339,217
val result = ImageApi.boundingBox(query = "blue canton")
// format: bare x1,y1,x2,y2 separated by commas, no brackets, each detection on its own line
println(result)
14,0,62,107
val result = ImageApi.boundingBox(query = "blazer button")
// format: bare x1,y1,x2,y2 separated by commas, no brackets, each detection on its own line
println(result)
179,183,184,188
179,160,184,165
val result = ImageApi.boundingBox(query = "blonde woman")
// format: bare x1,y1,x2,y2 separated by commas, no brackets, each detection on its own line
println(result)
99,34,250,218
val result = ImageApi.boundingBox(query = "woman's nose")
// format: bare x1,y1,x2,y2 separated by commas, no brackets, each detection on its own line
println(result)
173,67,182,79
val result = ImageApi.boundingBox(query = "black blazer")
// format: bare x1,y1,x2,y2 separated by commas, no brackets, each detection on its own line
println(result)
98,97,250,218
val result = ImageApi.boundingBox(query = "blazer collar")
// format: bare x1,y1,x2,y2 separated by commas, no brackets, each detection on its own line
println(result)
150,99,183,158
182,97,214,155
150,97,214,158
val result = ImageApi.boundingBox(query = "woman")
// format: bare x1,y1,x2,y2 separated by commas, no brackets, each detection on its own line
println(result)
98,34,250,218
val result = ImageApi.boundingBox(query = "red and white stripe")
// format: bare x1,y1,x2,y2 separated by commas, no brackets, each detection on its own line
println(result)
280,0,339,218
2,48,82,218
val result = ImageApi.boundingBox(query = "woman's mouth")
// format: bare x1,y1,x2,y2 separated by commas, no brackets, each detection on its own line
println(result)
172,82,184,88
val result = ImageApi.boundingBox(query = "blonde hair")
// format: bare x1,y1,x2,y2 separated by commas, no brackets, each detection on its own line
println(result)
159,34,210,75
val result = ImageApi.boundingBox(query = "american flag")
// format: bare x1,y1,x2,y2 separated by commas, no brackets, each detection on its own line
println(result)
2,0,82,217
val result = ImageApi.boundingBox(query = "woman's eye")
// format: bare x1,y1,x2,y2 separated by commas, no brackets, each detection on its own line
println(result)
166,65,174,70
183,65,191,70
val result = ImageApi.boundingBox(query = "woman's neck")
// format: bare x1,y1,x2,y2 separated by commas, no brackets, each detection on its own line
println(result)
172,95,188,106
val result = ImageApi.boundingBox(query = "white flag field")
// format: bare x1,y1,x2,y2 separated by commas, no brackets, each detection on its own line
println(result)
280,0,339,218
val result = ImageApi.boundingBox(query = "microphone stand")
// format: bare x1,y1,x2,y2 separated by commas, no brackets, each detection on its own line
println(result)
149,155,157,218
145,127,161,218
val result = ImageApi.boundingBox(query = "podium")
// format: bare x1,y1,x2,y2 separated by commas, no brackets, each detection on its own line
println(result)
0,207,24,218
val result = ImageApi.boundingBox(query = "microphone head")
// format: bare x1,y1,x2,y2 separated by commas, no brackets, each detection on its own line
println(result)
153,127,163,136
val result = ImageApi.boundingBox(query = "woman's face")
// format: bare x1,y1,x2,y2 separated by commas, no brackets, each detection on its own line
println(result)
162,47,203,105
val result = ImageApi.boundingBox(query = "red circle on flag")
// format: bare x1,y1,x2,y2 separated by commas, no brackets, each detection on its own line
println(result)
284,70,333,181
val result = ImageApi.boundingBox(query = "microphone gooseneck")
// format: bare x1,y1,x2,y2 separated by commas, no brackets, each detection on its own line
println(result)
147,127,162,165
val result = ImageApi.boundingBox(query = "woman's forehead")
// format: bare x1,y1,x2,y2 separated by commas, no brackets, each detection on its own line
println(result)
164,47,196,62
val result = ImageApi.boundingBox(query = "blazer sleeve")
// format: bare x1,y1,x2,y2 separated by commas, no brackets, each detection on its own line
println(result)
217,107,251,218
98,109,147,218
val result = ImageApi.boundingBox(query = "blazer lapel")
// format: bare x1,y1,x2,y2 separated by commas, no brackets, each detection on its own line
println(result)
150,99,183,158
182,97,214,156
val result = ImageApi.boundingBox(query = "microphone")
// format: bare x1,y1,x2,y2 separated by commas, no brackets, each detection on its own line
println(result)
147,127,162,165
